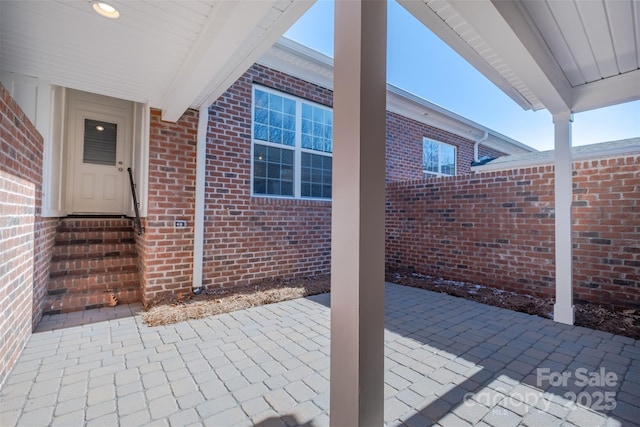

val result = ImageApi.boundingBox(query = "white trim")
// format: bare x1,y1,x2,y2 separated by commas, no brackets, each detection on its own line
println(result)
131,102,150,217
552,112,575,325
250,84,333,200
193,106,208,290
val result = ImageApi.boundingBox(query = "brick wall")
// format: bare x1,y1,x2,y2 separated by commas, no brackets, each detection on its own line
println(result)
0,83,57,387
572,156,640,308
139,64,508,300
139,109,197,303
386,111,504,182
386,156,640,309
202,65,332,290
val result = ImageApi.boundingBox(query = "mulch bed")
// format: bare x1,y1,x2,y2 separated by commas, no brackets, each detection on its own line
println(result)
141,275,330,327
141,271,640,341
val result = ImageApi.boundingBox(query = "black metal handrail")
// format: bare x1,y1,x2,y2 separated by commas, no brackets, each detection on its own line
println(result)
127,167,144,236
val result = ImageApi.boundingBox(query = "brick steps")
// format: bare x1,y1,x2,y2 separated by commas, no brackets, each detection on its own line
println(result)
44,217,141,315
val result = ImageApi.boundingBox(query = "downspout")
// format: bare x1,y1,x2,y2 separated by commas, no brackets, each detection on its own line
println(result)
193,106,208,292
474,131,489,162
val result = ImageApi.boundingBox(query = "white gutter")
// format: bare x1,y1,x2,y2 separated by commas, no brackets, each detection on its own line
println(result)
193,106,208,291
474,131,489,162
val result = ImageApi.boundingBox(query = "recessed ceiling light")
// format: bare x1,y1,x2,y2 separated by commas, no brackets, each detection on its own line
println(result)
91,1,120,19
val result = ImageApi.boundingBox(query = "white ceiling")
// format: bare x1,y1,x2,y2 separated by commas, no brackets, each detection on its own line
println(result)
0,0,313,122
399,0,640,115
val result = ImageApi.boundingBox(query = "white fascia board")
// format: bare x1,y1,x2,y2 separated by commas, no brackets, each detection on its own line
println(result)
397,0,535,111
160,1,315,122
570,70,640,113
257,38,334,90
448,0,570,115
194,1,316,117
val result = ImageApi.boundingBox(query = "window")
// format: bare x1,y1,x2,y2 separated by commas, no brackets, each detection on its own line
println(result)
252,86,332,199
423,138,456,176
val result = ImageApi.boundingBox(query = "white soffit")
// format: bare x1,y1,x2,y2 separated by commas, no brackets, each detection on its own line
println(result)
399,0,640,115
0,0,314,122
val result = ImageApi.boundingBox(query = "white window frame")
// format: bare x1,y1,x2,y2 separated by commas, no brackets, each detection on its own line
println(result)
251,85,333,200
422,138,457,177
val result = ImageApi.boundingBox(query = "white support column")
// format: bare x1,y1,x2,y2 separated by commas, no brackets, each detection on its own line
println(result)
553,112,574,325
330,0,387,425
193,106,208,289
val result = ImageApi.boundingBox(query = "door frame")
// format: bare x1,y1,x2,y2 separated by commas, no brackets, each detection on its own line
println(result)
64,89,134,215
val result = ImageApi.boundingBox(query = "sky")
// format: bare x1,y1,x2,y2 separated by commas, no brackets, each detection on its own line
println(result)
284,0,640,152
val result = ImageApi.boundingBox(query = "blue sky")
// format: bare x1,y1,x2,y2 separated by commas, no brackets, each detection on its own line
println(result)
284,0,640,151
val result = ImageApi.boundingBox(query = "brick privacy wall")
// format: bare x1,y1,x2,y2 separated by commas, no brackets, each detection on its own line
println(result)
386,111,505,182
572,156,640,308
140,109,197,303
386,156,640,309
202,64,332,290
0,83,57,387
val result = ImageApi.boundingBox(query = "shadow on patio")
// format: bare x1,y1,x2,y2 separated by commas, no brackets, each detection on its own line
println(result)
1,283,639,426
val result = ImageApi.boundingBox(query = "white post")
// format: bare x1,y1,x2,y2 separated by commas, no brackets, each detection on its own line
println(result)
193,106,208,289
330,0,387,425
553,112,574,325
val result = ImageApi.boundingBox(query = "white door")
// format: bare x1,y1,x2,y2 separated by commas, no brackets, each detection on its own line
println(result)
67,91,132,214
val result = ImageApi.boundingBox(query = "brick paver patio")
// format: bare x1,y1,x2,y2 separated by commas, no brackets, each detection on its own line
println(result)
1,283,639,426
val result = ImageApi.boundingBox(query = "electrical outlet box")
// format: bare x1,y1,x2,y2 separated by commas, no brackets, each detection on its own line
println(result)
175,220,187,228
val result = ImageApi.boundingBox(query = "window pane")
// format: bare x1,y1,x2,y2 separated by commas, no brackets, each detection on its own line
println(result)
255,107,268,125
269,111,282,128
254,124,268,141
253,144,294,196
83,119,117,166
269,94,282,112
283,98,296,116
269,127,282,144
301,103,332,153
283,115,295,131
440,144,456,175
255,89,268,108
301,152,332,199
302,104,312,120
423,140,439,173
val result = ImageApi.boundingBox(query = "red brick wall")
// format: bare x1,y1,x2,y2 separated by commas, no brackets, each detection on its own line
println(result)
139,109,197,303
139,64,510,300
572,156,640,308
386,156,640,309
202,65,332,289
0,83,57,387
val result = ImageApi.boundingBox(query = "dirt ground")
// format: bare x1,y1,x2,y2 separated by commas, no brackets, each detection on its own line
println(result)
142,271,639,341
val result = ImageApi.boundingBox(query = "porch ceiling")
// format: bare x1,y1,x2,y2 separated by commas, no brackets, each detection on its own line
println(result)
0,0,313,122
399,0,640,115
